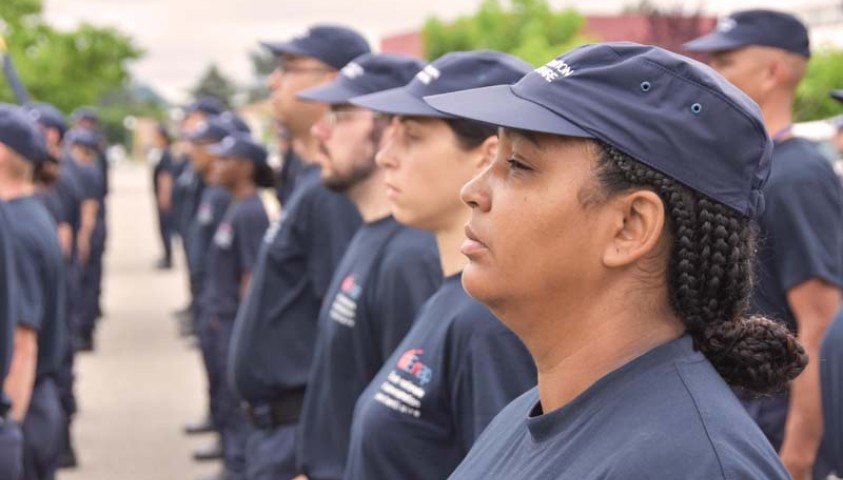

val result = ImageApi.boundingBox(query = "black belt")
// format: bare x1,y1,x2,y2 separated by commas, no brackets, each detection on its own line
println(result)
245,389,306,430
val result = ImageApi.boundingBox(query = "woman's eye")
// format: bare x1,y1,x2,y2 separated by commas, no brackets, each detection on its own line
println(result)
507,157,532,172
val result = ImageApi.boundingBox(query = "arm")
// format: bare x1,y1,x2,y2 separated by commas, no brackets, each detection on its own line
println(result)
57,223,73,258
2,326,38,421
157,171,173,212
78,199,99,265
780,279,841,480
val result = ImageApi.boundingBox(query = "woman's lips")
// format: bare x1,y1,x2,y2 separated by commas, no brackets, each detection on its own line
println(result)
462,224,488,257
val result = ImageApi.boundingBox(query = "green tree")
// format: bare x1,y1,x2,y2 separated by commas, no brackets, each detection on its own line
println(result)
190,63,236,109
422,0,588,66
795,48,843,122
244,49,275,104
0,0,143,112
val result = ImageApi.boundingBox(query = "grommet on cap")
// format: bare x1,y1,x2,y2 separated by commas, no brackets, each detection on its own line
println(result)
691,103,703,115
640,81,651,92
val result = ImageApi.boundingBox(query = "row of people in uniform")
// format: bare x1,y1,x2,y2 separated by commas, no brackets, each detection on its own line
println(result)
0,104,110,478
164,9,842,480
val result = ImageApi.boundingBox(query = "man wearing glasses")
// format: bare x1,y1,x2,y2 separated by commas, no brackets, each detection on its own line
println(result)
228,26,369,480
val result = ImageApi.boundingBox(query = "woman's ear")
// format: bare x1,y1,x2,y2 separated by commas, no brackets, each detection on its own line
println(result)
602,190,666,268
475,135,499,170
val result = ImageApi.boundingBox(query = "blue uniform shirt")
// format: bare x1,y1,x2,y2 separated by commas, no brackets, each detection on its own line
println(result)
820,309,843,475
296,216,442,480
0,201,18,388
230,165,363,402
752,138,843,330
201,194,268,320
447,336,790,480
188,185,232,289
343,274,536,480
6,196,66,381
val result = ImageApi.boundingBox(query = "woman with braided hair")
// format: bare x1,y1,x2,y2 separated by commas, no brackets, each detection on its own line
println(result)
421,43,807,479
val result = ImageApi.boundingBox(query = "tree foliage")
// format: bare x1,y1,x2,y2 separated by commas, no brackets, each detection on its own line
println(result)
190,64,236,109
0,0,143,113
796,48,843,122
422,0,588,66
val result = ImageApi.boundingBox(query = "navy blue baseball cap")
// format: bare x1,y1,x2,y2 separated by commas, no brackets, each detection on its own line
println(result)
186,117,238,143
350,50,532,118
67,128,101,150
72,107,99,124
684,10,810,58
261,25,371,70
185,96,225,116
297,53,425,105
217,111,251,133
831,90,843,103
26,103,68,136
424,43,772,218
208,133,268,165
0,104,48,164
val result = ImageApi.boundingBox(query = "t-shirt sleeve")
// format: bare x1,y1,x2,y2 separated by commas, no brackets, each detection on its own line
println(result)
765,161,843,291
76,168,100,202
370,252,441,361
451,324,536,452
235,205,269,275
13,242,44,331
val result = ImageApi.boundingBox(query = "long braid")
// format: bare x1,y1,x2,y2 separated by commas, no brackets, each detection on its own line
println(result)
596,143,807,395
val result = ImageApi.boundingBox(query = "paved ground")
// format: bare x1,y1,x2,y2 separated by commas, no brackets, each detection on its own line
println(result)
59,162,221,480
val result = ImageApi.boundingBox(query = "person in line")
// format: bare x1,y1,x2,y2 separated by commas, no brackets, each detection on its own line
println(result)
422,41,803,480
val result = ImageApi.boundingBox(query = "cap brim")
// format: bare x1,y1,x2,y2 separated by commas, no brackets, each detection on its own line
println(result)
423,85,593,138
260,40,311,58
683,33,749,53
207,144,233,157
350,87,449,118
297,82,364,104
831,90,843,103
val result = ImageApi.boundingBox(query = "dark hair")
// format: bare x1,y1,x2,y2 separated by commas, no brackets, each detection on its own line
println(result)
253,162,276,189
444,118,497,150
594,142,807,396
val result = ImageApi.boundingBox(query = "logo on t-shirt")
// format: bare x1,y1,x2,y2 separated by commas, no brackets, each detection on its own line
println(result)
372,348,433,419
329,273,361,327
214,223,233,249
197,202,213,225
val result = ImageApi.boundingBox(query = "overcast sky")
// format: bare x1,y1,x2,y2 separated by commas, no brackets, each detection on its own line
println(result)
42,0,817,103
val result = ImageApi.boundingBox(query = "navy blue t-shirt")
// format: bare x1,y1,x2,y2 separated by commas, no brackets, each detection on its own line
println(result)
188,185,232,282
297,216,442,480
820,309,843,475
153,149,175,195
276,149,304,207
0,201,18,385
230,165,363,402
55,155,84,235
752,138,843,330
35,188,64,225
6,196,66,381
447,336,790,480
175,163,205,241
344,274,536,480
201,194,268,321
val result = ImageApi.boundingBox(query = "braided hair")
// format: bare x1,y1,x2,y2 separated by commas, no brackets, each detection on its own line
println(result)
594,142,807,395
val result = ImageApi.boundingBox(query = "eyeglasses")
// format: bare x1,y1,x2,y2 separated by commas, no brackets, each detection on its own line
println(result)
323,110,380,127
275,60,334,76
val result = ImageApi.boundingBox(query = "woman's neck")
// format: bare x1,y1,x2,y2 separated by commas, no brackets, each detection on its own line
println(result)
231,181,256,201
507,283,685,414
